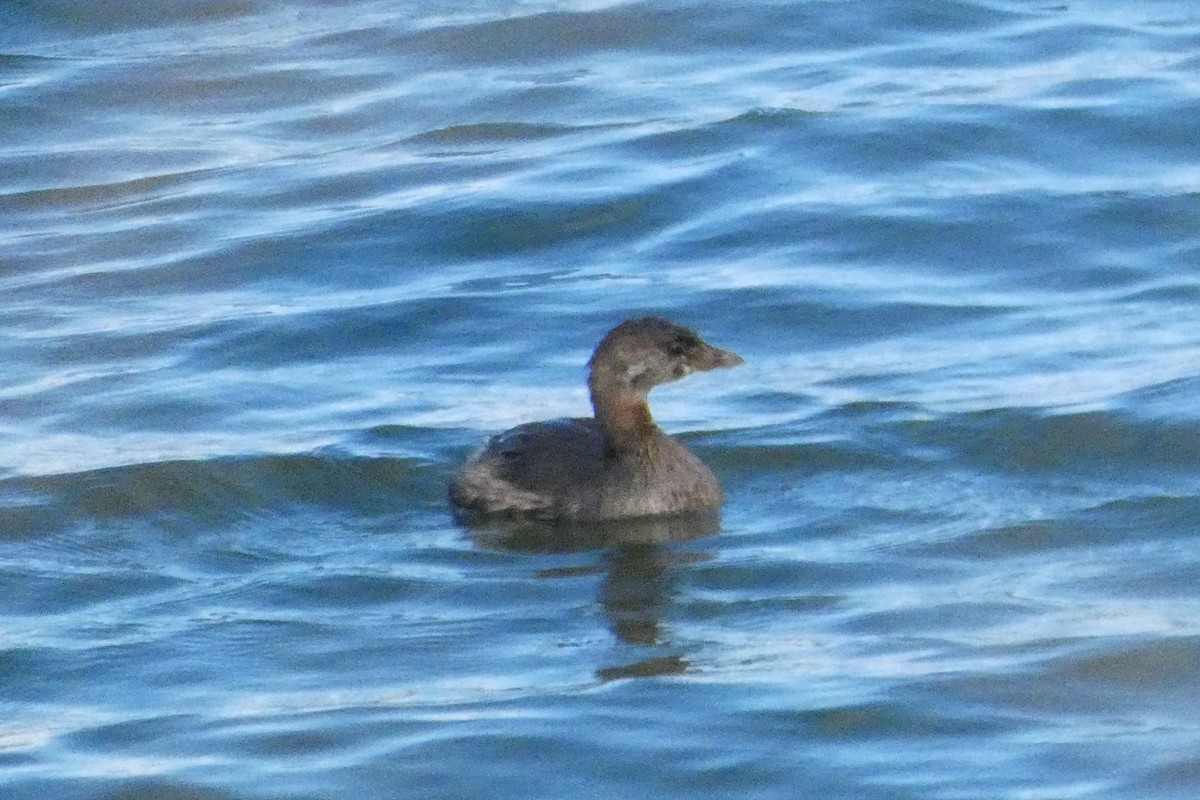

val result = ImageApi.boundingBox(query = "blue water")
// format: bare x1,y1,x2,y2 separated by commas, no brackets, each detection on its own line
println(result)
3,1,1200,798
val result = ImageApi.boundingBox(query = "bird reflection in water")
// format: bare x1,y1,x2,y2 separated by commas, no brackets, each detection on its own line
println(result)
464,512,719,680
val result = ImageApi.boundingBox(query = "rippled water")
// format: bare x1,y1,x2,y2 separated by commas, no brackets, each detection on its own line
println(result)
4,1,1200,798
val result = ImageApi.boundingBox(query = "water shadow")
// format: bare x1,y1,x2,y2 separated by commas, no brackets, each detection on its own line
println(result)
462,512,720,679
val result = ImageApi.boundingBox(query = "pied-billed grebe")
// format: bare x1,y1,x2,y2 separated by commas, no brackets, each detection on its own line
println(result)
450,316,743,520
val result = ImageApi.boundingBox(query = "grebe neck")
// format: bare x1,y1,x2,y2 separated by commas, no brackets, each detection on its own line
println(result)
589,379,661,455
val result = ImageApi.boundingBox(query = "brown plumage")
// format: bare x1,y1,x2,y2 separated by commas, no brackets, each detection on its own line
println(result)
450,317,743,520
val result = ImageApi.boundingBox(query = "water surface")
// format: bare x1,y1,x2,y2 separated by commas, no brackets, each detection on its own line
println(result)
3,1,1200,798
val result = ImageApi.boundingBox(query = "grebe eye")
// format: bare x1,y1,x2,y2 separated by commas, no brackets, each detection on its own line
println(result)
668,334,696,356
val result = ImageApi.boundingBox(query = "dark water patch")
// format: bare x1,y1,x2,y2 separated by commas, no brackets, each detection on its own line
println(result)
804,112,1032,176
388,729,641,799
1,169,215,214
719,106,820,130
597,654,688,681
217,716,373,762
1125,280,1200,305
682,592,842,624
394,0,1018,73
402,7,708,67
624,106,822,164
733,390,818,420
871,0,1024,36
1080,493,1200,537
1117,375,1200,422
2,780,242,800
5,0,263,38
766,296,1007,348
996,102,1200,177
128,182,689,285
1142,753,1200,800
464,513,720,555
137,63,381,118
0,566,183,615
1061,635,1200,699
784,204,1077,282
930,520,1079,558
675,185,1194,298
689,541,896,600
185,295,498,371
407,121,592,147
841,596,1039,641
357,423,478,463
16,317,230,373
726,413,943,479
0,52,71,90
913,489,1200,560
714,439,902,477
1076,188,1200,261
820,399,932,424
2,454,432,529
748,698,1003,742
41,232,360,298
929,632,1200,721
0,141,223,203
62,712,200,751
448,267,594,297
427,194,677,261
98,782,242,800
901,408,1200,476
53,389,228,436
0,486,60,538
255,571,421,612
0,52,67,67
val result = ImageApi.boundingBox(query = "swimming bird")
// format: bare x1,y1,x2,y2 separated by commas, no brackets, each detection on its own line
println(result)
450,316,743,520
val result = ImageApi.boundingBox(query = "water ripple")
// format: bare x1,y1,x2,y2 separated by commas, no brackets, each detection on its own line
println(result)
4,1,1200,798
